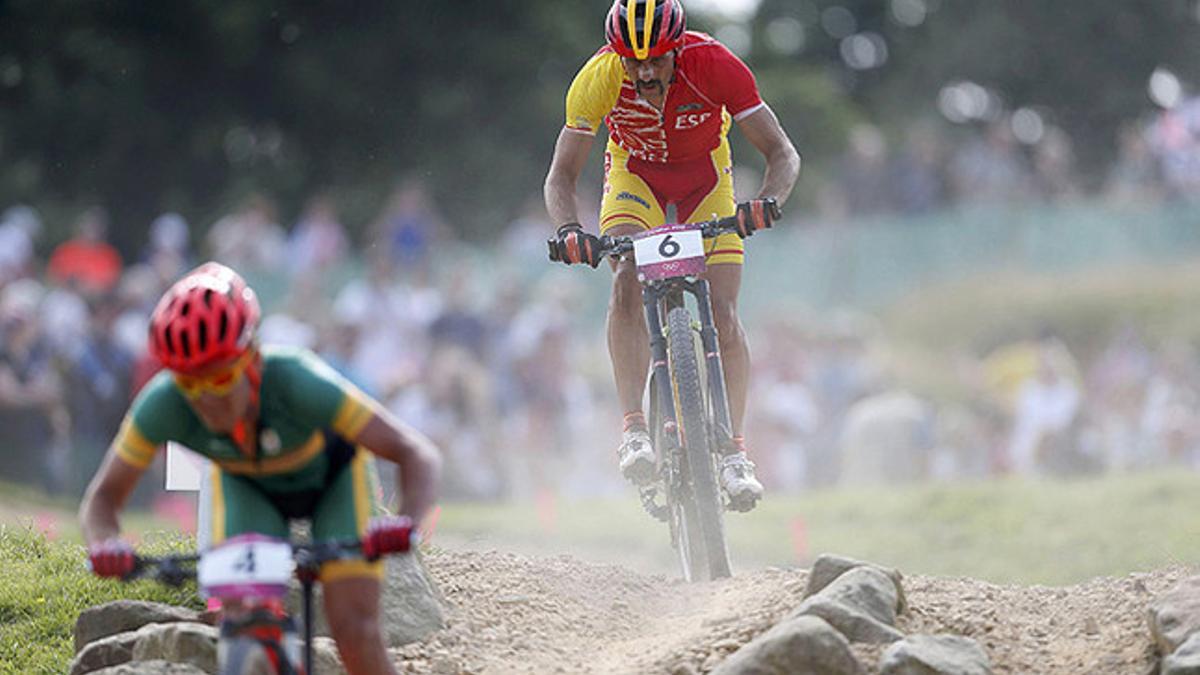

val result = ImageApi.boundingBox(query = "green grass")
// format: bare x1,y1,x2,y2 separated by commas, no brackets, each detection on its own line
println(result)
0,526,203,675
434,470,1200,586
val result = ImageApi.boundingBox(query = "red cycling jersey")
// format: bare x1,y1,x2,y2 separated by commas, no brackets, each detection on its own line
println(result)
565,31,764,164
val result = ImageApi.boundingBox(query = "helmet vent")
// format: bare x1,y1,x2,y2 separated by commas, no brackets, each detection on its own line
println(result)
197,319,208,352
180,330,191,358
218,311,229,342
203,288,214,308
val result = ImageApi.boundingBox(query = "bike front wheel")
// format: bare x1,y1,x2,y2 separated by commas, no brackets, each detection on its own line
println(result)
220,635,301,675
666,305,731,581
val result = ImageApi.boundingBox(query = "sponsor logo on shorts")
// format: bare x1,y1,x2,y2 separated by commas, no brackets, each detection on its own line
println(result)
616,191,651,210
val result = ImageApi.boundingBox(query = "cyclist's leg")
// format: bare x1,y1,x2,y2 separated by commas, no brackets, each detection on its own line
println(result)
312,445,395,674
681,137,748,439
600,144,666,482
600,150,663,406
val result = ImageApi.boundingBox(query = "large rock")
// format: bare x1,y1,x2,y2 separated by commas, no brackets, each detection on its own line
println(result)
290,550,445,647
130,622,218,673
89,661,208,674
839,391,934,486
75,600,203,654
792,566,904,644
879,634,992,675
70,630,142,675
710,615,865,675
1149,576,1200,654
1164,632,1200,675
804,554,907,613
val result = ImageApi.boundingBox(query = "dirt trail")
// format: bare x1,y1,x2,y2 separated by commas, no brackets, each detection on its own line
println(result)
395,546,1194,674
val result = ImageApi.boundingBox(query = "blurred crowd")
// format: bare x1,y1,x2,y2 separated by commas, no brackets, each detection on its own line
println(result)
3,96,1200,505
819,98,1200,221
747,318,1200,492
0,180,626,505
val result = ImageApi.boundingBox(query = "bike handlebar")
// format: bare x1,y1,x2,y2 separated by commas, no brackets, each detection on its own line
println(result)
114,537,371,586
547,213,743,263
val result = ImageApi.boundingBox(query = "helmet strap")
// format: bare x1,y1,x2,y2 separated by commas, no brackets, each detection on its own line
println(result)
231,350,263,454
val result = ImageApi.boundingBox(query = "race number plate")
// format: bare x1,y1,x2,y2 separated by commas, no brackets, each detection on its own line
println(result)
633,223,706,281
198,537,294,599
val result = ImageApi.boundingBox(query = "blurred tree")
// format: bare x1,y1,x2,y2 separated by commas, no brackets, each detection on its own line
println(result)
0,0,603,250
1,0,1198,251
750,0,1200,184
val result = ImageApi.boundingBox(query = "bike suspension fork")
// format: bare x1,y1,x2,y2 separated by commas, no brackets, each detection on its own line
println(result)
687,279,735,454
643,285,678,446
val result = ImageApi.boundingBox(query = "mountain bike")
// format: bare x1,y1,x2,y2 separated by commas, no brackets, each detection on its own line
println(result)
115,532,407,674
549,214,750,581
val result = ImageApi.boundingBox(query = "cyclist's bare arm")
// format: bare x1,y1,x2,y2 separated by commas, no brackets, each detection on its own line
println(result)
736,105,801,205
544,127,595,226
79,450,145,546
352,411,442,525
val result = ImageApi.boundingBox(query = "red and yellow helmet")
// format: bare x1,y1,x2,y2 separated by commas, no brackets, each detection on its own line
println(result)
605,0,686,60
148,261,260,374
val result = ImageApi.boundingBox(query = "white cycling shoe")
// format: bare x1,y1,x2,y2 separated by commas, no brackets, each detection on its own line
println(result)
618,428,657,486
720,451,764,512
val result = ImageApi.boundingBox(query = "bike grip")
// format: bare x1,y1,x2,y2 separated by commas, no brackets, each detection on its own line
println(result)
547,238,562,262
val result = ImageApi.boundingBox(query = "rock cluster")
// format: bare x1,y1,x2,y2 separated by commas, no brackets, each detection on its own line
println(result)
712,554,992,675
70,552,443,674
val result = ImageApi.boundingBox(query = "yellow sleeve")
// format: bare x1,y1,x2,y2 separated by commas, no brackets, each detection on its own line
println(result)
331,383,385,440
565,51,624,135
112,414,159,470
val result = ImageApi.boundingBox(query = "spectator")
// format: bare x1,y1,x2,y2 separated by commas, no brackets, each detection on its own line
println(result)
205,193,287,274
288,192,349,272
144,212,193,284
1146,94,1200,201
888,124,947,214
1005,334,1083,475
0,279,69,492
368,177,446,273
832,124,892,218
947,118,1033,205
1105,123,1164,206
0,205,42,285
63,293,134,492
47,206,123,296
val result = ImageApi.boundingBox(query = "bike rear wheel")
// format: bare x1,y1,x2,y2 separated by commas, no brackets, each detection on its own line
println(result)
665,305,731,580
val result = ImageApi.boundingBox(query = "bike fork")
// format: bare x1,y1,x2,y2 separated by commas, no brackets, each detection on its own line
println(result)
643,285,679,460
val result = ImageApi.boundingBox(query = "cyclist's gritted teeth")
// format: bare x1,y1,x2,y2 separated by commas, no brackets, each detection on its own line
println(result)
636,79,664,97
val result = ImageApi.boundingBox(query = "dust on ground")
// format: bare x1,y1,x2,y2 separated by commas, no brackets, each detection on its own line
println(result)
396,546,1193,674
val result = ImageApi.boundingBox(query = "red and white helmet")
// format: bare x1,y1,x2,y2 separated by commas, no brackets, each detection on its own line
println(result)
148,262,260,374
605,0,686,60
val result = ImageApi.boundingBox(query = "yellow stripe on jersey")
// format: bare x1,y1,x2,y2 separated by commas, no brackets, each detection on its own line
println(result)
113,415,159,469
331,387,380,440
212,430,325,475
565,51,624,135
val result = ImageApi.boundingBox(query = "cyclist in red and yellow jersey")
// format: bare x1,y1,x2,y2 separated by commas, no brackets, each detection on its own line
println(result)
79,261,441,675
544,0,800,511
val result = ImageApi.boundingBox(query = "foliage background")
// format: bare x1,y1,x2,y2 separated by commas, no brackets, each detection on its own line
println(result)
3,0,1199,251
